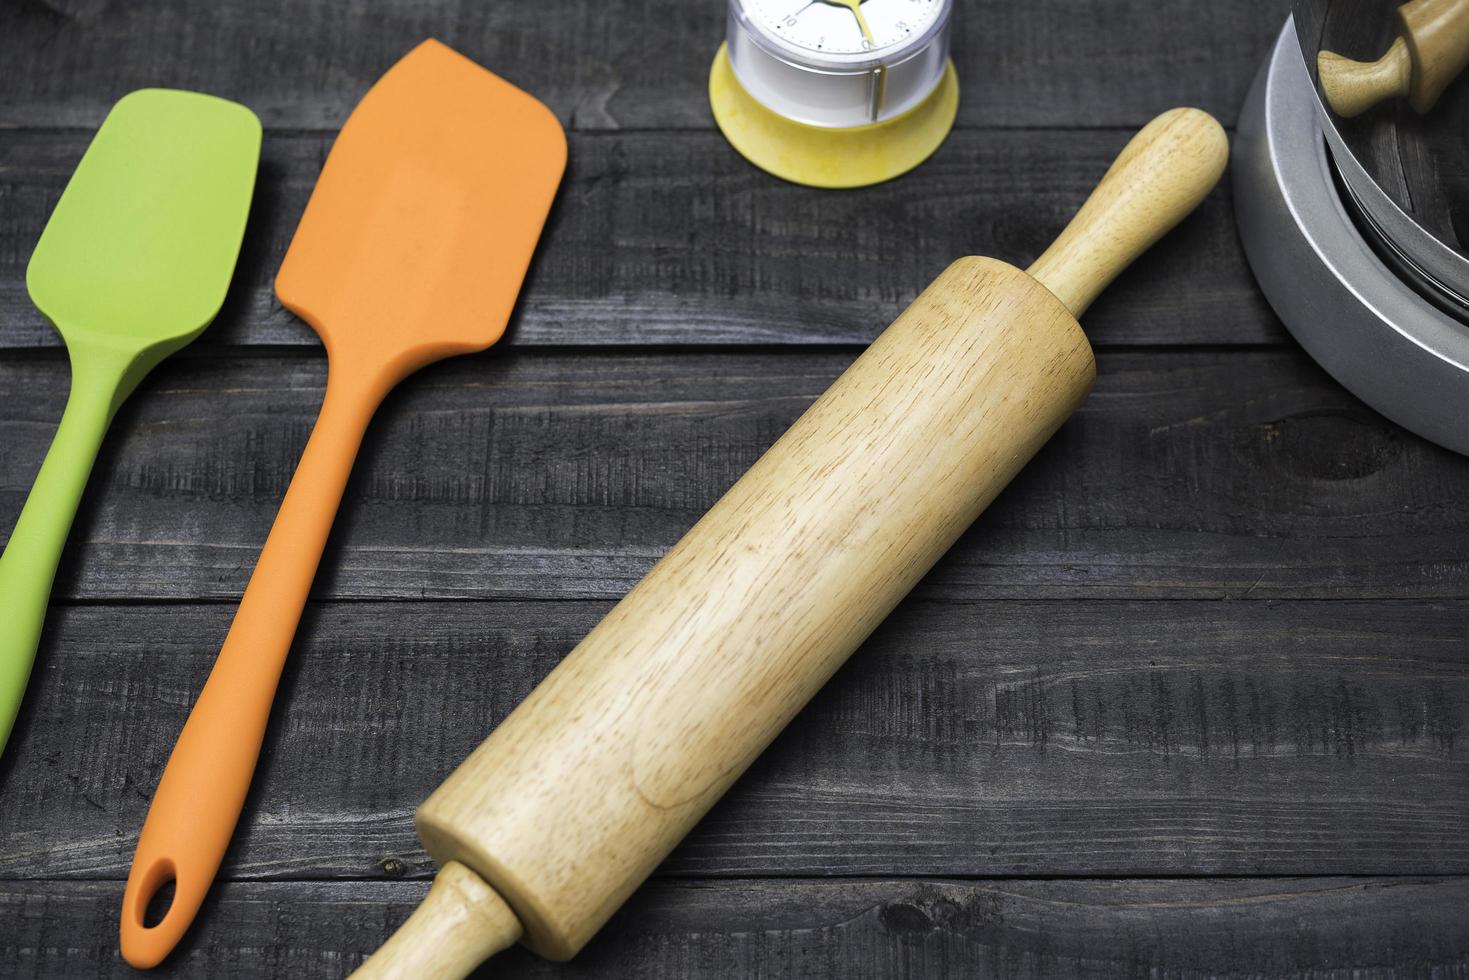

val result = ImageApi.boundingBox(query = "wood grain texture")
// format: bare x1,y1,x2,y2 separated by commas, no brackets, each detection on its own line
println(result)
1319,38,1413,117
350,862,522,979
1,599,1464,882
1026,109,1228,316
1400,0,1469,111
1317,0,1469,117
408,258,1093,963
5,876,1469,979
0,1,1457,975
2,349,1466,605
0,0,1287,132
0,129,1276,351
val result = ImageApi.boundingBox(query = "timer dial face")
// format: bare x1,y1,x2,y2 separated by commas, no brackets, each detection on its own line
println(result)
743,0,946,60
725,0,953,128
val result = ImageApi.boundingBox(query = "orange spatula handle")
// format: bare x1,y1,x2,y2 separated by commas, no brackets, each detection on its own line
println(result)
120,368,386,969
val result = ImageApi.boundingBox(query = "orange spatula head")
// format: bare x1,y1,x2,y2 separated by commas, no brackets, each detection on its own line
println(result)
121,40,566,969
277,38,567,379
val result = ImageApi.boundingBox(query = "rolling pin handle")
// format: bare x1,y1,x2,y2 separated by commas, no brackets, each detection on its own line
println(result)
350,861,523,979
1025,107,1228,318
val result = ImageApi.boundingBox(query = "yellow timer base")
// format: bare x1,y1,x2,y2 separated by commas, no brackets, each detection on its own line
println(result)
709,43,959,189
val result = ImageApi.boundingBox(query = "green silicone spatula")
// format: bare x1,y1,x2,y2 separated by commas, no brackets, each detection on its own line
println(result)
0,89,261,754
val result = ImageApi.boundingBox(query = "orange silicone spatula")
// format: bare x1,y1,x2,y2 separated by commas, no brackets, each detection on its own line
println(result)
119,39,567,968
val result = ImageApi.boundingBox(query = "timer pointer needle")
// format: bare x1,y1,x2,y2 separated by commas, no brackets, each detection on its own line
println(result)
829,0,875,45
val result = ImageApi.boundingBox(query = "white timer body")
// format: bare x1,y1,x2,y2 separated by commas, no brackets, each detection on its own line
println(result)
726,0,953,127
710,0,960,188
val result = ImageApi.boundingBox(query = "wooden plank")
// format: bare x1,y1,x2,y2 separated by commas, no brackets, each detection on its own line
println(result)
0,128,1278,352
2,348,1465,603
1,599,1464,880
6,875,1469,979
0,0,1288,132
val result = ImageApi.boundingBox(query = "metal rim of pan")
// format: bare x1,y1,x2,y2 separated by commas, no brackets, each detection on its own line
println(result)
1234,16,1469,457
1291,0,1469,310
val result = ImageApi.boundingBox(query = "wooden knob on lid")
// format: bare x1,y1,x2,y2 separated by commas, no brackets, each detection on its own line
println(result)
1318,0,1469,117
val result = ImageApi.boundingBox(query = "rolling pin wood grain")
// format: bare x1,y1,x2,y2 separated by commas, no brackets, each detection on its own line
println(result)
1318,0,1469,117
352,107,1229,978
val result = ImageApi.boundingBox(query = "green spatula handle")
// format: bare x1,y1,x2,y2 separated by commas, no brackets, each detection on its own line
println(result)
0,344,135,752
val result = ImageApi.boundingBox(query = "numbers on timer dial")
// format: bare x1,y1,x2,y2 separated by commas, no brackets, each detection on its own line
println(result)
746,0,942,57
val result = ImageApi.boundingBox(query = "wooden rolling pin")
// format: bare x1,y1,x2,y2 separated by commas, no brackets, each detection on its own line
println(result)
352,107,1228,978
1318,0,1469,117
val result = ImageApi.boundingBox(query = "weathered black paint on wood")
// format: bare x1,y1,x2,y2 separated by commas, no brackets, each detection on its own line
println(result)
1,0,1462,976
0,0,1289,131
1,600,1465,882
2,350,1466,603
6,877,1468,979
0,130,1274,351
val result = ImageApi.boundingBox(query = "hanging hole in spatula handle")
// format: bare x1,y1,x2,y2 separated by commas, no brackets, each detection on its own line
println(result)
121,849,206,968
118,662,275,968
120,745,252,969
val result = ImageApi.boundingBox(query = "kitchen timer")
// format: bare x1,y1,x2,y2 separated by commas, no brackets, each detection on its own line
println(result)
710,0,958,187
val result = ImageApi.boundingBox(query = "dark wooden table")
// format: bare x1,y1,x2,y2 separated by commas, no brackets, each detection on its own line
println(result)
3,1,1467,976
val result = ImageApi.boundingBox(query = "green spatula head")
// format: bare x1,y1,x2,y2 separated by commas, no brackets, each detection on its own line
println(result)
1,89,260,756
26,88,261,363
